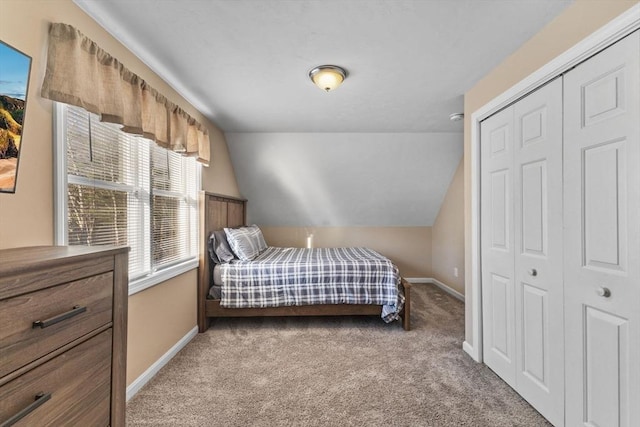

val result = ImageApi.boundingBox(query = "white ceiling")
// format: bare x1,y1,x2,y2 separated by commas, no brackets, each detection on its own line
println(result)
72,0,573,227
74,0,573,133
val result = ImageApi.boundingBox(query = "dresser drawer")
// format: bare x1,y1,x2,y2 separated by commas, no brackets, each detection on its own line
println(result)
0,272,113,378
0,329,112,426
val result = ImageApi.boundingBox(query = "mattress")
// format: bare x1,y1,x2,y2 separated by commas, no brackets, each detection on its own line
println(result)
209,247,403,322
209,264,223,299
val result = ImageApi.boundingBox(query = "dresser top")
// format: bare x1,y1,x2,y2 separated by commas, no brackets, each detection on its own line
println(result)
0,245,129,277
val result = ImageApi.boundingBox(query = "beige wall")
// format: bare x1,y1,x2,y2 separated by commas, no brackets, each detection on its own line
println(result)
463,0,639,347
201,134,240,196
126,270,198,384
431,159,464,294
0,0,239,387
261,226,432,278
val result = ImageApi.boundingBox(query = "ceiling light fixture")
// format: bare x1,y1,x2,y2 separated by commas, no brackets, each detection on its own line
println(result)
309,65,347,92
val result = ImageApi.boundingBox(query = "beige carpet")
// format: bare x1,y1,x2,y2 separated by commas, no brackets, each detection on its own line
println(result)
126,284,550,426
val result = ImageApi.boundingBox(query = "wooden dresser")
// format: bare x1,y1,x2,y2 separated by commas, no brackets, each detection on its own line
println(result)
0,246,128,427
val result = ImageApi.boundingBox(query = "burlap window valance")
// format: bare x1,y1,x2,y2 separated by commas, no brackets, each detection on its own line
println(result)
41,23,210,165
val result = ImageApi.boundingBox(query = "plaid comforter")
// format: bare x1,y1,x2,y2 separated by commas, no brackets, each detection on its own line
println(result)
219,247,404,322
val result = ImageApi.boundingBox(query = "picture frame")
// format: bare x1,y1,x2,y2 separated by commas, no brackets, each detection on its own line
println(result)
0,39,32,193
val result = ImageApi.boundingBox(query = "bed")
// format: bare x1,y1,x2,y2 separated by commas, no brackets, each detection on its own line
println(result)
197,191,411,332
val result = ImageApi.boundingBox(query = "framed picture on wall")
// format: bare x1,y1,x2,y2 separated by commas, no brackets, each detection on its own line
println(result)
0,40,32,193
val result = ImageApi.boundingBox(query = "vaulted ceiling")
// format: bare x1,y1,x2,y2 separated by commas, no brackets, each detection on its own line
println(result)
74,0,573,226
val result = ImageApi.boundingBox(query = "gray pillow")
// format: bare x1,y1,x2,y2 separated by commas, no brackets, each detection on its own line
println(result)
224,225,267,261
208,230,236,263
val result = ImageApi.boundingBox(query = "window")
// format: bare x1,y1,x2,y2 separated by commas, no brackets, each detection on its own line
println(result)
55,104,199,293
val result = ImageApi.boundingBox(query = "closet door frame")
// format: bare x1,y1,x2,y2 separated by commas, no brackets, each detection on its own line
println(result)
465,4,640,363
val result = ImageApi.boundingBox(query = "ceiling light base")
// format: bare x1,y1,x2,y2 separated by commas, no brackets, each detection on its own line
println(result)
309,65,347,92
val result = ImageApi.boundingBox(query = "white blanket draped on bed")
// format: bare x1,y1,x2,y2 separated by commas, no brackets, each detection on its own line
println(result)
218,247,404,322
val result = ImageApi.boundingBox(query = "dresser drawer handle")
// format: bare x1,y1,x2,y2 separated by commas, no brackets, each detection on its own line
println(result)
1,391,51,427
32,306,87,329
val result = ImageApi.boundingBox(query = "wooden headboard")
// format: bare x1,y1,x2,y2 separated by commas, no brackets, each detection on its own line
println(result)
198,191,246,332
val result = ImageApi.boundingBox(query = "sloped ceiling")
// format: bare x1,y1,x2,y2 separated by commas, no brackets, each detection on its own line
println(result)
74,0,573,227
227,132,463,226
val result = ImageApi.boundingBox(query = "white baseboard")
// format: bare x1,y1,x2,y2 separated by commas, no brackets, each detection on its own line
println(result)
126,325,198,402
463,340,481,362
429,278,465,301
405,277,465,302
404,277,431,284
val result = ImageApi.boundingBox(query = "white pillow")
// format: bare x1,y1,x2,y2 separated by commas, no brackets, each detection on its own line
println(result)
224,225,267,261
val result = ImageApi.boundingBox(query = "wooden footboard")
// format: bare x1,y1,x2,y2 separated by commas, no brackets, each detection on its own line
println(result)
401,278,411,331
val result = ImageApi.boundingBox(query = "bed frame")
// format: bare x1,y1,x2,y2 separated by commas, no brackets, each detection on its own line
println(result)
197,191,411,332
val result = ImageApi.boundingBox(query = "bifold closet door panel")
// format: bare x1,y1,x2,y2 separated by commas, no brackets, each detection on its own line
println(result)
513,77,564,427
481,106,517,388
482,77,564,426
564,30,640,427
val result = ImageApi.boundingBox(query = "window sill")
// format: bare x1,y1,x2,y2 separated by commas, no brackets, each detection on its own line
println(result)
128,258,199,296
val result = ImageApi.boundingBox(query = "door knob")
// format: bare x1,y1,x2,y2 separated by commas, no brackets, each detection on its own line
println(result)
528,268,537,277
596,287,611,298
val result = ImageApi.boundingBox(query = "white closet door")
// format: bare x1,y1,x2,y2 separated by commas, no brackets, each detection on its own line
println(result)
564,31,640,427
513,78,564,426
482,78,564,425
481,106,517,388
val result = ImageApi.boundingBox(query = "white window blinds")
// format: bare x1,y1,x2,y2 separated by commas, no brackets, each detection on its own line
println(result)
60,104,198,281
150,144,198,269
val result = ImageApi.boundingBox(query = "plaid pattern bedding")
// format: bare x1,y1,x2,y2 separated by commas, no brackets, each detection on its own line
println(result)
219,247,404,322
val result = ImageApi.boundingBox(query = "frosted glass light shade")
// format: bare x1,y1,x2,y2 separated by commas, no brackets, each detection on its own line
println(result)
309,65,347,92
